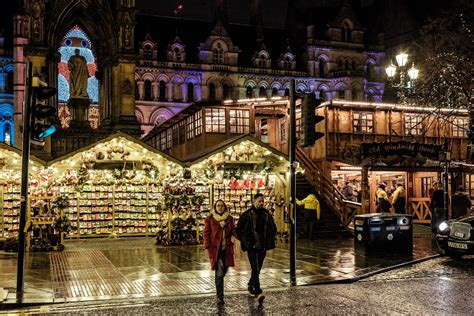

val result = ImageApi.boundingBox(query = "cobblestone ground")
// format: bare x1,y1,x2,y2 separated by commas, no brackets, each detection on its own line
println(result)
8,256,473,315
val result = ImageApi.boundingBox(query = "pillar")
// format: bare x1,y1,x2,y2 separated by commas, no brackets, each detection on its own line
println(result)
361,166,369,214
166,82,173,101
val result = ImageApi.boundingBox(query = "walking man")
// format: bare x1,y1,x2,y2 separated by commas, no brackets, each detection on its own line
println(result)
236,193,277,304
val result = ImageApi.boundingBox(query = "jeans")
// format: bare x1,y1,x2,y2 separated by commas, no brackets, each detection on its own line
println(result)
247,248,266,294
215,250,228,300
304,209,317,239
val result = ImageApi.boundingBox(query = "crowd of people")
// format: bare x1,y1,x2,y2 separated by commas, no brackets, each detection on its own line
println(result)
339,178,472,227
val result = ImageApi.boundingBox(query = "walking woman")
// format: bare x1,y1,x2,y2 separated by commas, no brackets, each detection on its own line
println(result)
203,199,236,305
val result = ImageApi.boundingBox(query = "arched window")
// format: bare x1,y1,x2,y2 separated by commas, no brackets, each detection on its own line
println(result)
338,59,343,71
143,45,153,59
319,89,326,101
159,81,166,100
209,83,216,101
352,60,357,70
6,72,13,94
174,47,181,62
352,88,358,100
338,88,345,99
223,84,230,100
246,86,253,98
213,43,224,64
284,88,290,97
283,56,292,69
366,63,374,81
144,80,152,100
0,104,14,145
272,87,278,96
319,59,325,77
57,26,98,104
187,82,194,101
345,60,350,71
341,22,352,42
259,87,267,98
4,124,11,145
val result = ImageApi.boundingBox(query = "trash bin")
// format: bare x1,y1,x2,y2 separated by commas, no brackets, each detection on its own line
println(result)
354,213,413,254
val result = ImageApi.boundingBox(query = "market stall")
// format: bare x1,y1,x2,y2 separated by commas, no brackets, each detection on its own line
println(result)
186,135,289,236
0,144,58,250
1,133,290,248
47,132,187,239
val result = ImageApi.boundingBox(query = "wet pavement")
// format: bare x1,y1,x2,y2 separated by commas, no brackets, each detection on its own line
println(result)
7,256,474,315
0,236,440,306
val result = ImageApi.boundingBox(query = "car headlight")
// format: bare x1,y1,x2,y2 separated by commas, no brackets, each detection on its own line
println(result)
438,221,449,233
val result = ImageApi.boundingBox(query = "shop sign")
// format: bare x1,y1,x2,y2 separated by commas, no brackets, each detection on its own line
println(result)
361,141,443,166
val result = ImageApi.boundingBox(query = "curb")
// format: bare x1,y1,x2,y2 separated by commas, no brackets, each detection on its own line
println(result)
302,253,442,286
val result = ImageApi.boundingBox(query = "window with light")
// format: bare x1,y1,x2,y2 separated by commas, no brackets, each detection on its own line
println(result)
353,112,374,133
229,110,250,134
205,108,225,133
404,114,422,135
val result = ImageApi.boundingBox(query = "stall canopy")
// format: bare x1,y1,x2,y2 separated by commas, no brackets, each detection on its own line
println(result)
0,143,46,181
48,131,183,180
184,134,288,169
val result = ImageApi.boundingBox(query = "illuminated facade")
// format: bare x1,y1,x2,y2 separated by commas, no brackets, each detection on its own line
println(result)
135,0,386,137
0,31,14,145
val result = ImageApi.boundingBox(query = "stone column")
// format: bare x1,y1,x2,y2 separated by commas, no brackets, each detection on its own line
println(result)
151,81,158,100
138,81,144,100
181,83,188,101
166,82,173,101
194,84,201,101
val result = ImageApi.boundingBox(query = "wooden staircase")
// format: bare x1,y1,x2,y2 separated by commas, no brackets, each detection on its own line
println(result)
296,146,360,232
296,174,350,237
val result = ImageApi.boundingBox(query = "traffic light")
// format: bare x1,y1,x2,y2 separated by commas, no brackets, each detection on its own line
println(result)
300,93,324,147
31,85,58,141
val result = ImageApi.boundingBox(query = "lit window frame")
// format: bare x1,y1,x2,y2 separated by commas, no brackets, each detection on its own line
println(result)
352,112,374,133
205,108,225,133
229,109,250,134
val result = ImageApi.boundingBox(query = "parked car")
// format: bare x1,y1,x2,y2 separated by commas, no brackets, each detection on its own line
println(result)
436,212,474,258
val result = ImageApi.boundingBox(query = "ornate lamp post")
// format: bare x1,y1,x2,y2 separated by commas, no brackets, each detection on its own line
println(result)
385,53,419,104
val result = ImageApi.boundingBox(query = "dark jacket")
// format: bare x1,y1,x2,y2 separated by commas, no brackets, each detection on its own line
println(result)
430,189,446,210
452,192,472,219
236,206,277,252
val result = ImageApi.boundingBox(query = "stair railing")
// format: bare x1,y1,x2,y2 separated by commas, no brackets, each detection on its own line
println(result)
296,146,360,228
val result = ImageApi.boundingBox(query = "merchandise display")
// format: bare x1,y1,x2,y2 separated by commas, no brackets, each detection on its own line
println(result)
0,134,289,247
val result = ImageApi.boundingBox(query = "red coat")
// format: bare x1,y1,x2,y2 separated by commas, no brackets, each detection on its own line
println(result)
203,214,236,270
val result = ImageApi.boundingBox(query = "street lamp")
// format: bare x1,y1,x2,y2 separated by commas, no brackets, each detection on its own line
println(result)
385,52,419,104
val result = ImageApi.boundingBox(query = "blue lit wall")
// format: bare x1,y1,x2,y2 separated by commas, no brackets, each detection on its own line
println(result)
0,102,14,145
0,55,14,145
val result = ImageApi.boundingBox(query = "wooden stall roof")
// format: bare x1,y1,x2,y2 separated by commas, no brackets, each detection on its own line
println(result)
0,143,47,166
47,131,184,167
182,134,288,165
